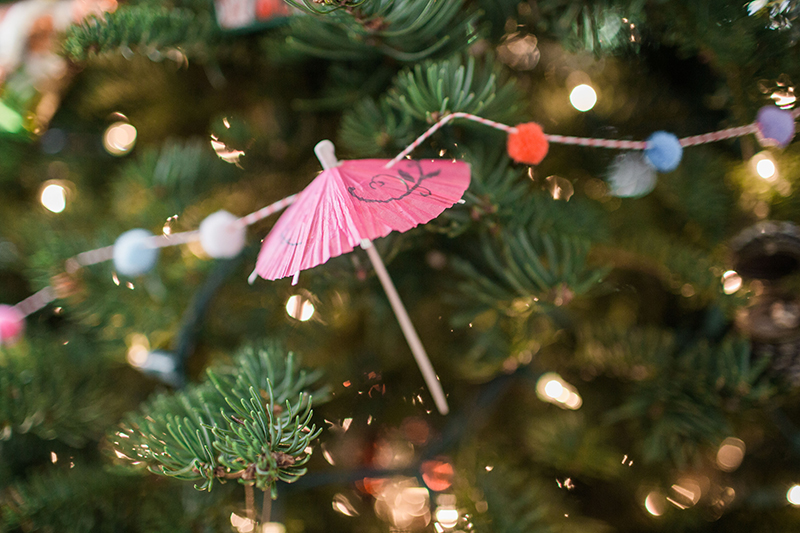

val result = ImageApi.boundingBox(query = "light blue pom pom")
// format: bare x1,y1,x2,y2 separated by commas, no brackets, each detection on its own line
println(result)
113,229,159,276
644,131,683,172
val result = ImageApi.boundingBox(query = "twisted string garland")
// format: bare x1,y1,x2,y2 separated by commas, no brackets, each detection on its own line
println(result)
2,107,796,331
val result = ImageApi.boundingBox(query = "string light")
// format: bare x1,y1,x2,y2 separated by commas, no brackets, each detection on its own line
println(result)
536,373,583,410
787,485,800,505
103,121,137,156
751,151,778,180
721,271,742,294
644,490,667,516
716,437,746,472
40,182,67,213
285,294,315,321
570,84,597,112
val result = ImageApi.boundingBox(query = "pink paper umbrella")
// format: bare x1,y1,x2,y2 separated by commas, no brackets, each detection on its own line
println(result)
250,141,470,415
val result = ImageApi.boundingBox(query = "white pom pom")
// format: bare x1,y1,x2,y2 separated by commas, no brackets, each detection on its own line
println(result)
199,210,246,258
113,229,159,276
607,152,658,198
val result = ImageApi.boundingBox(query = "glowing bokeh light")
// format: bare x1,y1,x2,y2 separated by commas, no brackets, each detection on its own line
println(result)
229,512,255,533
757,158,776,179
332,493,359,516
716,437,746,472
285,295,315,321
788,485,800,505
721,271,742,295
645,491,667,516
543,379,564,399
126,334,150,367
570,84,597,112
421,460,454,492
435,507,460,529
536,373,583,410
103,121,137,156
40,183,67,213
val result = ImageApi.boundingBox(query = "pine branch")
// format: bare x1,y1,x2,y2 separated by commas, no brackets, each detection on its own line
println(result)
112,344,329,495
2,466,192,533
0,333,124,448
63,5,220,62
452,228,610,309
605,338,776,466
532,0,647,54
339,54,525,157
282,0,481,62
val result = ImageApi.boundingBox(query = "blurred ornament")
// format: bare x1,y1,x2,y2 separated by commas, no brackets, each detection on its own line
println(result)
644,131,683,172
607,152,657,197
755,105,795,148
507,122,549,165
0,0,117,136
745,294,800,386
113,229,159,277
0,304,24,346
214,0,291,31
199,210,246,258
730,221,800,280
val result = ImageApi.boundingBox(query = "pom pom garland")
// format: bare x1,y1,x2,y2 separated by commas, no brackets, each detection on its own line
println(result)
113,229,160,277
607,152,658,198
4,108,799,342
0,304,24,346
756,105,796,148
507,122,549,165
199,210,247,258
644,131,683,173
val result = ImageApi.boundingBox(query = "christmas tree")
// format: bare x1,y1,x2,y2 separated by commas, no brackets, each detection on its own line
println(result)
3,0,800,531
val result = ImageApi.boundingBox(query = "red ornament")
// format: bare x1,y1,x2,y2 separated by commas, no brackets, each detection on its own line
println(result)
507,122,549,165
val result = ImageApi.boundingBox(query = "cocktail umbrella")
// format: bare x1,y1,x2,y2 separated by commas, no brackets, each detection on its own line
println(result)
250,140,471,415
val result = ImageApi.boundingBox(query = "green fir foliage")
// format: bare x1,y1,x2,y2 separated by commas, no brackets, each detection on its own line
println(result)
282,0,481,62
113,344,327,496
63,4,220,61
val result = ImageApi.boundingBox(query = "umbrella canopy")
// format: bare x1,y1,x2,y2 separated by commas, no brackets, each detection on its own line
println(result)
249,141,471,415
251,145,470,281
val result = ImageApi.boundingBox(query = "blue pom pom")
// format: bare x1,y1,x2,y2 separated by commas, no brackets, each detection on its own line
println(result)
644,131,683,172
757,106,795,148
113,229,159,276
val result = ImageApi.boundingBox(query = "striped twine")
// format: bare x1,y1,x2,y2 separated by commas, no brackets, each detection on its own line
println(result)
14,287,56,318
143,230,200,249
234,194,299,228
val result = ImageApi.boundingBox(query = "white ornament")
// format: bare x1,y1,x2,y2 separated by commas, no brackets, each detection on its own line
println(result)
607,152,657,198
113,228,159,276
199,210,246,258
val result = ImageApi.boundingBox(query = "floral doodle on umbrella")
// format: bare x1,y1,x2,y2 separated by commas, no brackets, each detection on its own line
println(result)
348,161,439,203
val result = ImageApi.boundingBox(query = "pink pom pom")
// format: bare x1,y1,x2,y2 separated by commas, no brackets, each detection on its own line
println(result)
0,304,24,346
507,122,549,165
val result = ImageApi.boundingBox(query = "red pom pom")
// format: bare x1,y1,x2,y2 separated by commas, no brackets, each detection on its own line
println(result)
507,122,549,165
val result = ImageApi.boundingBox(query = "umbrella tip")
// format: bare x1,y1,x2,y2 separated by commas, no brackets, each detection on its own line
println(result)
314,140,339,170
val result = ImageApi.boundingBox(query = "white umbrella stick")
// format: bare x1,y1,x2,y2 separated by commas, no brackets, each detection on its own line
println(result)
361,239,449,415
